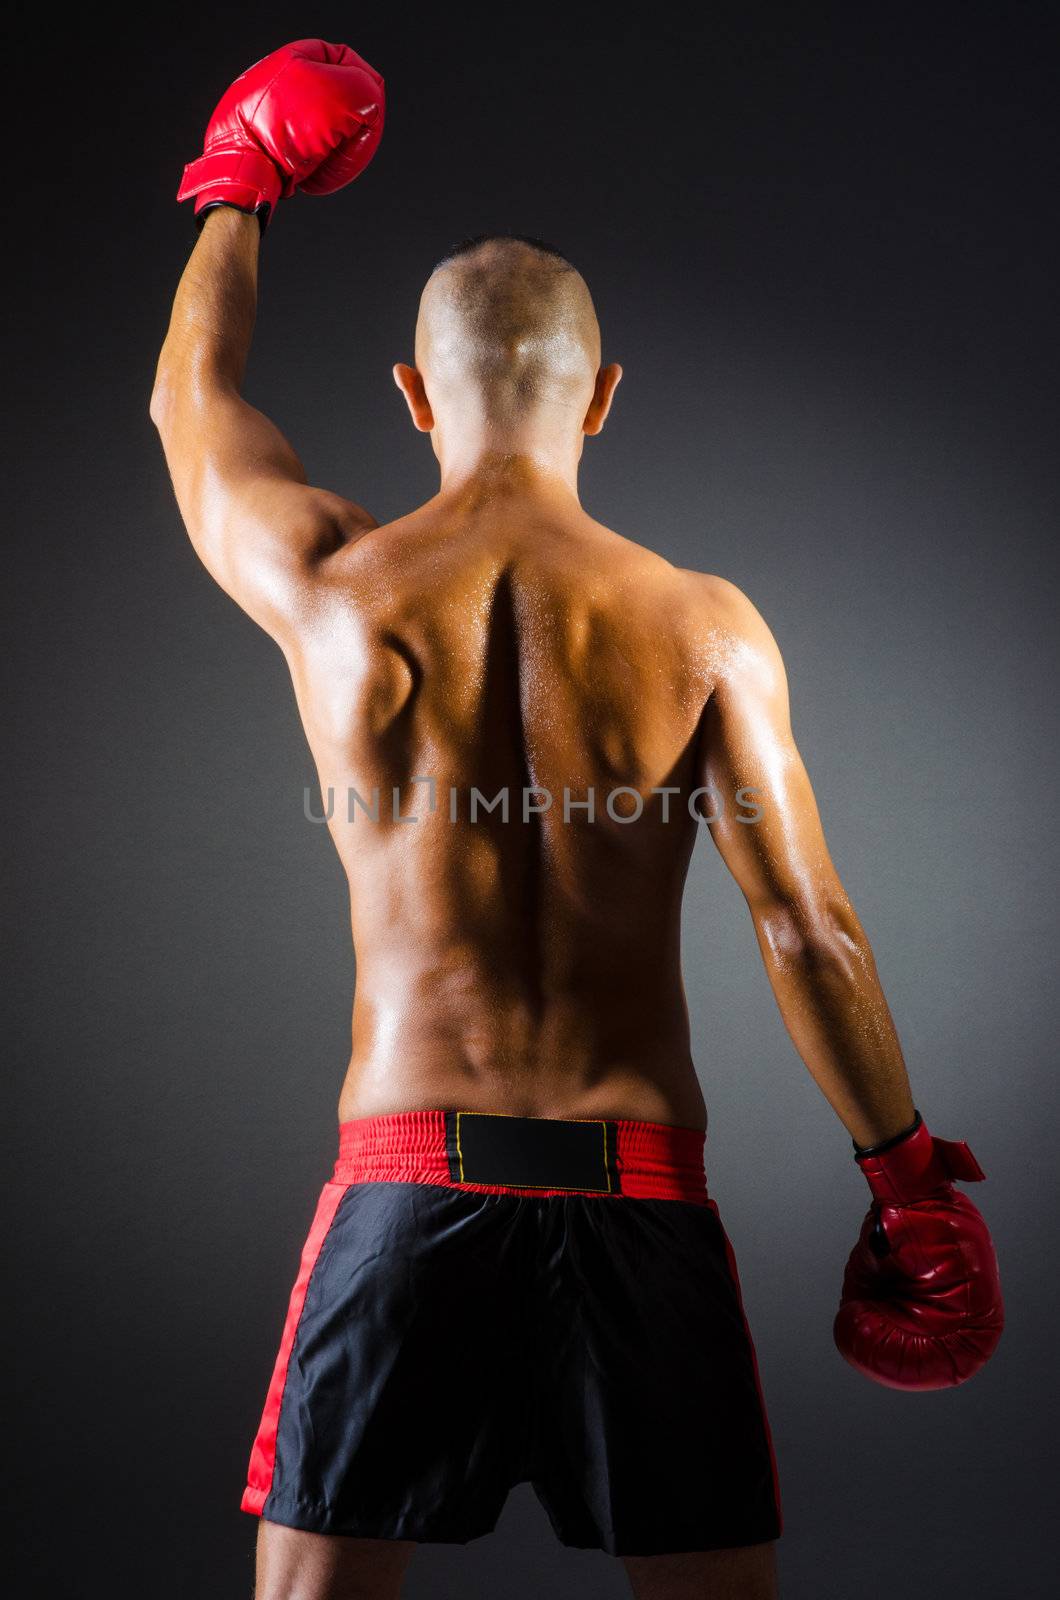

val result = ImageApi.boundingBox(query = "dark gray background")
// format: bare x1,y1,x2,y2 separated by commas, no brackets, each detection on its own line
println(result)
6,4,1058,1596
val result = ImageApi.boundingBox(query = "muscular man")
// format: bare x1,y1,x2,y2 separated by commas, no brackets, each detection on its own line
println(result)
152,41,1002,1600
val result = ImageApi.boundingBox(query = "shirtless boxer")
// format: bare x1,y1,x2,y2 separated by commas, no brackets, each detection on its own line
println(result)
151,40,1003,1600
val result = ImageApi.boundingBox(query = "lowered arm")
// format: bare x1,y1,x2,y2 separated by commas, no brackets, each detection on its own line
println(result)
698,578,916,1147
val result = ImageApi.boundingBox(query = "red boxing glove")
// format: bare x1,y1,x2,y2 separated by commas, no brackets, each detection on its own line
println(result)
176,39,385,230
833,1112,1003,1391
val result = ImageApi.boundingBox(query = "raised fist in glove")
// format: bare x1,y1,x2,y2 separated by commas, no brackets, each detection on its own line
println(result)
834,1111,1003,1391
176,39,385,230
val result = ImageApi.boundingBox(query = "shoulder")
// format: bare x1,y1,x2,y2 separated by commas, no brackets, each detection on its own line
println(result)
678,569,787,690
678,570,776,643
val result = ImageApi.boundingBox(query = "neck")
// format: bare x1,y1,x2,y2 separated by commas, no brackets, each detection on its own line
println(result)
434,419,584,500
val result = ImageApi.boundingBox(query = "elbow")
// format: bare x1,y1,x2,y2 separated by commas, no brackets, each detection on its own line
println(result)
149,344,187,432
753,897,863,978
149,370,174,432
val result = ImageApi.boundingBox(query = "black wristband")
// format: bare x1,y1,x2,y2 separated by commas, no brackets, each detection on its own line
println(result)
853,1109,922,1159
195,200,270,235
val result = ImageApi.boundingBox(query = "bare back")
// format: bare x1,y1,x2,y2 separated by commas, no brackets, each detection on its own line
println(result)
154,175,918,1183
286,485,721,1128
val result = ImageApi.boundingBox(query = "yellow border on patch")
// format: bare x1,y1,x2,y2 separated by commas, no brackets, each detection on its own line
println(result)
454,1110,613,1193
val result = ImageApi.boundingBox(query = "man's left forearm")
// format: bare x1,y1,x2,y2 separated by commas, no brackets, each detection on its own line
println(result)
150,207,261,422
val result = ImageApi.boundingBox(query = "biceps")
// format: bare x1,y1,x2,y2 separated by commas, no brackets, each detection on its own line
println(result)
155,391,370,632
701,691,845,917
179,476,340,637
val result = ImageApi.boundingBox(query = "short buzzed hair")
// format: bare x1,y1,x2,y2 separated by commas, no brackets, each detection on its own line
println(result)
416,234,600,416
435,232,577,273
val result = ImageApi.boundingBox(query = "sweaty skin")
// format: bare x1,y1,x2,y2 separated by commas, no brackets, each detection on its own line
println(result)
151,211,916,1153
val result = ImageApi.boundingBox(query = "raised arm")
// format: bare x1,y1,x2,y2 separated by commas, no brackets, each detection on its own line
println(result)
150,208,376,638
697,578,916,1148
149,40,385,641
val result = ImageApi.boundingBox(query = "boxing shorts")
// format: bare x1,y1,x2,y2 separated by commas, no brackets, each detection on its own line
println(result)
240,1110,782,1555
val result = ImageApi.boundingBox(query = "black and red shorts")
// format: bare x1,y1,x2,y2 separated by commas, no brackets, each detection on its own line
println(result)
240,1110,782,1556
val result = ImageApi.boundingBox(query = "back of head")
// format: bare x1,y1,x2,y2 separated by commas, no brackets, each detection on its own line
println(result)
416,235,601,420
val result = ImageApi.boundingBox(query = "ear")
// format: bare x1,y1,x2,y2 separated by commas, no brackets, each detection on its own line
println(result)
582,363,623,437
392,363,435,432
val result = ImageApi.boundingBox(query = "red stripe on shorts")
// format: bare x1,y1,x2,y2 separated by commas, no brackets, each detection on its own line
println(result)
240,1181,349,1516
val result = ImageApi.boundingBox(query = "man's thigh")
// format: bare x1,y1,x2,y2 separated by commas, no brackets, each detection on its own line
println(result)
255,1520,416,1600
622,1542,778,1600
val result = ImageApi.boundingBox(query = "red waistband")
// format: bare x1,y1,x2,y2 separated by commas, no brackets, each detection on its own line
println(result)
332,1109,708,1203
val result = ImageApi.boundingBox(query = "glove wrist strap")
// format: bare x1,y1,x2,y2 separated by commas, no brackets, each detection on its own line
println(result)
853,1110,922,1158
176,148,284,223
854,1113,986,1203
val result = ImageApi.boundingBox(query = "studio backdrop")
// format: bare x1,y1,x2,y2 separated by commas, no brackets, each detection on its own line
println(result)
5,6,1057,1597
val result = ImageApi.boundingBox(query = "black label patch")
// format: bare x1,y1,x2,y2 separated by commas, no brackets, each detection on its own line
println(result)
445,1111,619,1193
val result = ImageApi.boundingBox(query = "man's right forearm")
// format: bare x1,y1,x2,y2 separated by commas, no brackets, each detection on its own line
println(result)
752,895,917,1148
